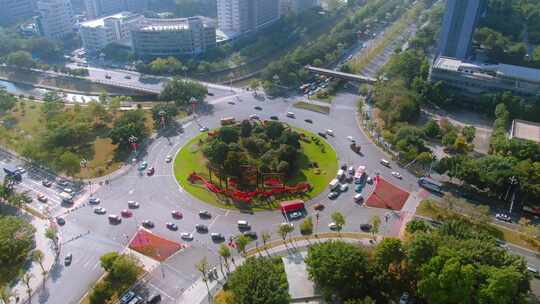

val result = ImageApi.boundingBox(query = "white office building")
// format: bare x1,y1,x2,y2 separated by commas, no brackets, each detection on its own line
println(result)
84,0,148,19
131,16,217,57
430,56,540,96
80,12,143,54
36,0,75,39
217,0,279,35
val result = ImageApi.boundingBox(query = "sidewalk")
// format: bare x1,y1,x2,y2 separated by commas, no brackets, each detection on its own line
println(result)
9,217,57,304
178,236,373,304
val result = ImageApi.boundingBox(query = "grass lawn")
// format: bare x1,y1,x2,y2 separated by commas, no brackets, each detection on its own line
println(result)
293,101,330,115
416,200,540,251
174,127,338,211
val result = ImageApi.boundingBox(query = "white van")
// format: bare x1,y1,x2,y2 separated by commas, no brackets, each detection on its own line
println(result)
329,178,340,190
286,112,295,118
237,220,250,228
380,159,390,167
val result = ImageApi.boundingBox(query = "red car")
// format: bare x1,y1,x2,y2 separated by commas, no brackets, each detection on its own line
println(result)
147,167,155,176
171,210,183,219
121,209,132,217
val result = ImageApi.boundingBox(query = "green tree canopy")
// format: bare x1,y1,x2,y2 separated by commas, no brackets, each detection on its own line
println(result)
160,78,207,106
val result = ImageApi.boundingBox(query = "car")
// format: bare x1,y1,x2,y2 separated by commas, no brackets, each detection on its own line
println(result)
57,179,69,187
328,191,339,199
527,265,539,277
199,127,209,132
42,180,53,187
380,159,390,167
289,211,303,220
328,222,338,230
147,167,155,176
16,166,26,174
121,209,132,217
227,101,235,105
56,217,66,225
391,171,402,179
124,75,132,80
181,232,194,240
105,74,111,79
360,223,372,232
128,200,140,208
346,136,355,142
89,197,100,205
37,193,47,202
64,253,73,266
339,184,348,192
304,119,313,123
165,155,172,163
254,106,262,110
195,224,208,232
199,210,212,218
138,161,148,171
243,231,257,239
211,233,224,241
142,220,154,228
495,213,512,222
249,114,259,120
147,293,161,304
366,177,373,184
94,207,106,214
314,203,325,211
326,129,334,136
354,194,364,203
120,291,135,304
270,116,279,120
317,132,327,138
63,188,73,194
355,184,363,193
166,222,178,230
171,210,183,219
399,292,410,304
286,112,295,118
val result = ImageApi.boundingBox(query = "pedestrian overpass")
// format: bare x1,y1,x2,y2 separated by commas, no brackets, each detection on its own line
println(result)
305,65,377,84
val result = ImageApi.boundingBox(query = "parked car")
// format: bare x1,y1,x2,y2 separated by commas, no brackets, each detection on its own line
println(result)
37,193,47,202
147,293,161,304
289,211,303,220
328,191,339,199
127,200,140,209
120,291,135,304
142,220,155,228
495,213,512,222
339,184,349,192
355,184,363,193
181,232,194,240
171,210,183,219
354,194,364,203
64,253,73,266
138,161,148,171
42,180,53,187
166,222,178,230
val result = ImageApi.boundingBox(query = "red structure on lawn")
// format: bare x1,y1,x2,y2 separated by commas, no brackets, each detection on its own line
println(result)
188,172,311,203
280,200,305,213
365,177,409,211
129,228,184,261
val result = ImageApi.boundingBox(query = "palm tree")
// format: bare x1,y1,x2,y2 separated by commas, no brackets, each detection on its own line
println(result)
0,285,16,304
21,273,33,304
331,212,346,236
260,231,271,256
218,244,231,275
195,257,211,303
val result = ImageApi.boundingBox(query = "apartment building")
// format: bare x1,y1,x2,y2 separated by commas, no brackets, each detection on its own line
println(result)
84,0,148,19
36,0,75,39
217,0,279,35
0,0,35,26
80,12,143,54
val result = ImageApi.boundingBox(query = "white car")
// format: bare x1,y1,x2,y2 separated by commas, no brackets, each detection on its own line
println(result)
127,200,140,208
391,171,402,179
249,114,259,120
339,184,348,192
181,232,194,240
326,129,334,136
165,155,172,163
199,127,209,132
94,207,106,214
328,222,338,230
346,136,355,142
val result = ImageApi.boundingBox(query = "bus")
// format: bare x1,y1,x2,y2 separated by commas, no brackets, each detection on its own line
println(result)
220,117,235,126
418,177,442,193
354,165,366,184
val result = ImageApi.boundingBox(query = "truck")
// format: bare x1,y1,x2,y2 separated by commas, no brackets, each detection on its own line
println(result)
3,166,22,181
220,117,235,126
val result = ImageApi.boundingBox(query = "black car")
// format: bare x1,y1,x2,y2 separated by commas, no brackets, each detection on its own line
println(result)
199,210,212,218
227,101,235,105
56,217,66,226
147,293,161,304
270,116,278,120
64,253,73,266
304,119,313,124
142,220,155,229
360,224,372,232
254,106,262,110
195,224,208,232
211,233,225,241
317,132,327,138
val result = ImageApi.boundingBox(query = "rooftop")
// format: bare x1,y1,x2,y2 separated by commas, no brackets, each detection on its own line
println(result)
433,56,540,84
136,16,214,32
510,119,540,143
80,12,138,28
